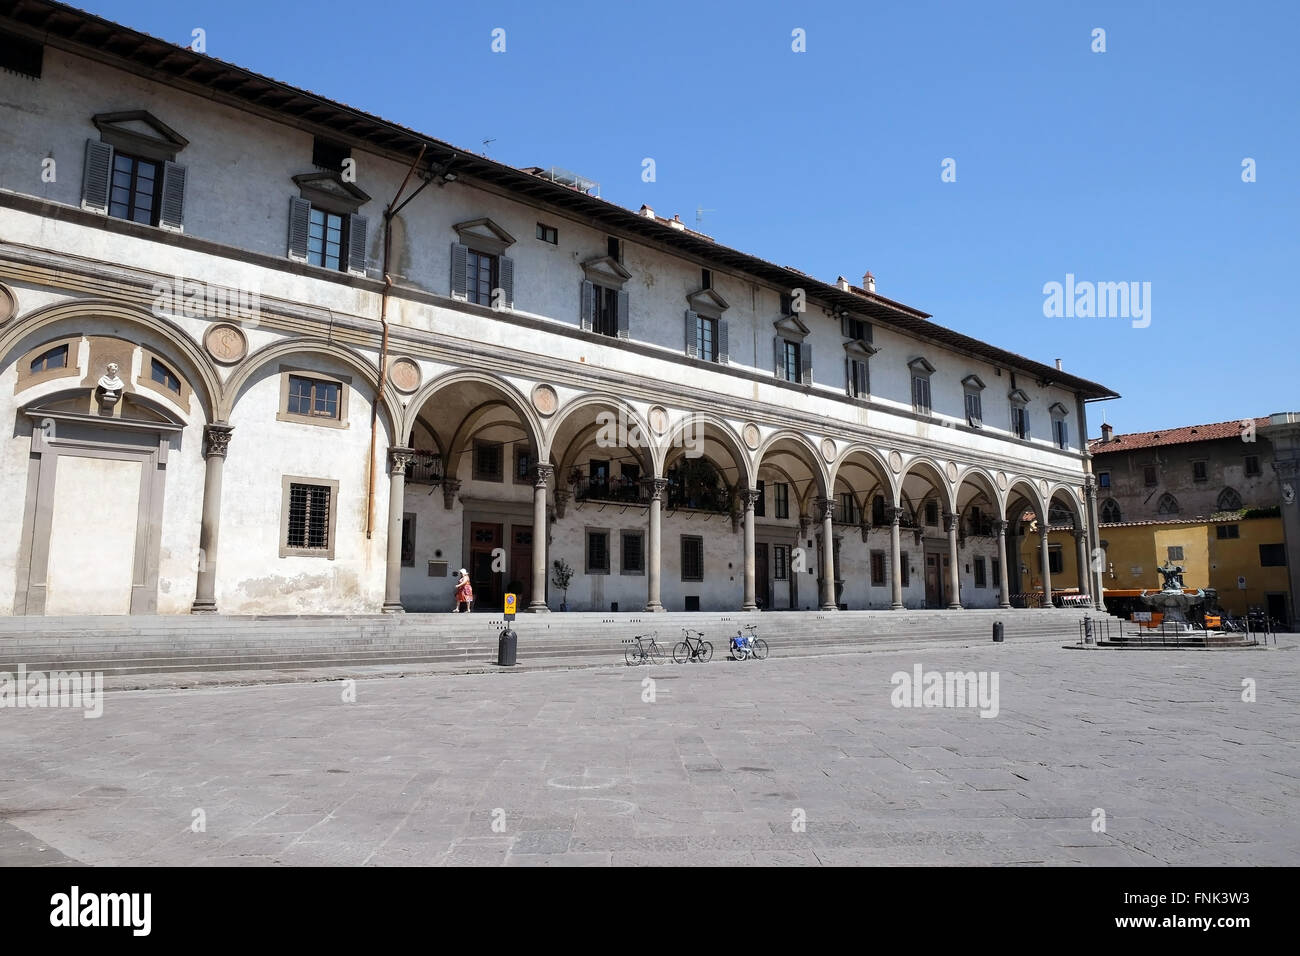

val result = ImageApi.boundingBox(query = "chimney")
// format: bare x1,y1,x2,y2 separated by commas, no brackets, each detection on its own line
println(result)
1100,423,1114,443
669,214,685,231
863,271,876,293
639,204,655,219
836,275,850,291
1055,358,1063,371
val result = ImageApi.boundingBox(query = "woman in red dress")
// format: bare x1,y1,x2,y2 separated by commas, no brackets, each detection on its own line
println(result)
454,568,474,613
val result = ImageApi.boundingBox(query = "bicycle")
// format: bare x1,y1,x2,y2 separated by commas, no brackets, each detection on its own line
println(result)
624,632,665,666
730,623,769,661
673,628,713,663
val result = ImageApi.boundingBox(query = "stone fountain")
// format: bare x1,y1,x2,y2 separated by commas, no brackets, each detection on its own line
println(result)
1140,563,1204,630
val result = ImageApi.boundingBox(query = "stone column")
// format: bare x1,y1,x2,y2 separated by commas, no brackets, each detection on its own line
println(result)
191,423,233,613
1084,474,1106,610
1073,529,1091,601
1039,525,1053,608
382,447,415,613
889,506,905,609
994,519,1012,608
943,510,962,609
816,496,838,610
741,488,760,611
528,463,553,612
643,478,667,612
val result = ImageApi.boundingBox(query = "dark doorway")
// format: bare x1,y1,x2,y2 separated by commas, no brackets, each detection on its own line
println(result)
509,524,533,607
470,521,502,611
1266,592,1289,629
925,552,945,608
755,542,769,609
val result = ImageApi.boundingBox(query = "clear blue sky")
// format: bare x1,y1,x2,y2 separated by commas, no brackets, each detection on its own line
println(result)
84,0,1299,435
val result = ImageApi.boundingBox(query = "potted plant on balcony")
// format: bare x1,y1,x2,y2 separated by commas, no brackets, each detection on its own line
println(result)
551,558,574,611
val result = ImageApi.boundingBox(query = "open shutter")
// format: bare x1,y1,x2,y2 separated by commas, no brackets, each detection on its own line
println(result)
616,290,630,339
685,310,698,358
845,356,853,397
450,242,468,299
498,255,514,308
346,214,368,276
717,319,729,364
287,197,311,261
580,280,594,331
81,139,113,213
841,315,852,338
774,337,783,378
800,342,813,385
158,161,187,230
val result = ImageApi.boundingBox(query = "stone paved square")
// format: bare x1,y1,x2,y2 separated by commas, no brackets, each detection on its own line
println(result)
1,640,1297,866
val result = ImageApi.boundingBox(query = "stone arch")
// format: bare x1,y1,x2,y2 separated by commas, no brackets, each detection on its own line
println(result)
754,430,830,513
546,393,655,480
1004,477,1046,524
898,457,955,515
2,297,221,423
955,466,1004,521
831,444,897,504
403,369,543,462
658,413,752,490
1047,482,1085,528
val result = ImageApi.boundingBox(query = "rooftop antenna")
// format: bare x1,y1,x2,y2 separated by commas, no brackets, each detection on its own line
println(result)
695,206,715,226
482,137,496,154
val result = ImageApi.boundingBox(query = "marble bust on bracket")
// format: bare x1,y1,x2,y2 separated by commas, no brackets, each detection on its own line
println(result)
96,362,125,406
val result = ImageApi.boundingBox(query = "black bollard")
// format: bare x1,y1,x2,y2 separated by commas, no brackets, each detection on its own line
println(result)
992,621,1004,643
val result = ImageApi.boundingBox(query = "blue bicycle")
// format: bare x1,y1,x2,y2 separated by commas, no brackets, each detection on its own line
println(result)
730,623,769,661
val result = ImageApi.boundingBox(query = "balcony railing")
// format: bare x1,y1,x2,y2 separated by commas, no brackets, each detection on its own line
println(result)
666,482,729,514
572,475,647,505
405,450,444,485
967,516,998,537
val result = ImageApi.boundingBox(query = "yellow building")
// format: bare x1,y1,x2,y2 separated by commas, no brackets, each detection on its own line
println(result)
1019,514,1291,622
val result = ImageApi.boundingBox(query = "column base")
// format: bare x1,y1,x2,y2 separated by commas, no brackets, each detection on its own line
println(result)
999,603,1013,609
527,603,551,613
382,602,405,614
643,602,666,613
741,603,759,612
946,603,963,610
191,601,218,614
890,603,905,610
820,604,839,612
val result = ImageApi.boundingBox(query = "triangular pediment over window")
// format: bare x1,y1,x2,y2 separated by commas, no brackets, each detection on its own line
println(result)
773,313,810,338
1008,388,1030,404
92,110,188,161
453,217,515,255
908,356,935,375
1049,401,1069,417
687,286,729,318
292,172,370,213
581,255,632,288
844,338,878,359
962,374,985,391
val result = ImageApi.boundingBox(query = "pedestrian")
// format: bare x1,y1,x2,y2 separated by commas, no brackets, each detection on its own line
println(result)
454,568,474,613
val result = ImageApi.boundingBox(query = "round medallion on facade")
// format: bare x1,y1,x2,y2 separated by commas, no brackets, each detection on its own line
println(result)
648,405,669,436
743,422,761,450
203,323,247,364
888,450,903,474
1039,478,1050,496
946,460,959,484
530,383,558,416
388,357,422,394
0,282,16,328
821,438,836,463
996,471,1008,491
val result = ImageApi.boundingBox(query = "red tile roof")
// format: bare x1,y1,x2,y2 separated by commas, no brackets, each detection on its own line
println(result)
1090,417,1270,454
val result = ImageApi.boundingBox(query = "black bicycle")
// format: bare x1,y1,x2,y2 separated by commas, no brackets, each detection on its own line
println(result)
673,628,713,663
624,632,665,666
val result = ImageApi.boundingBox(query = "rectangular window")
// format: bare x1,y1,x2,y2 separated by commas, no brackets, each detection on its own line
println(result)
872,495,886,526
870,551,886,587
621,462,641,484
286,375,340,420
974,556,987,588
1054,418,1069,449
839,492,858,525
1259,544,1287,567
608,236,622,261
848,358,869,398
1167,546,1185,562
586,530,610,574
109,152,161,226
1143,464,1158,486
150,358,181,393
992,558,1000,590
1049,546,1063,575
283,479,336,557
473,440,503,482
593,285,619,337
1193,460,1208,482
681,535,704,581
925,501,938,526
514,448,534,484
780,292,793,315
774,483,790,520
306,206,347,271
1098,472,1111,488
1245,455,1261,477
844,317,867,341
1012,406,1030,440
312,137,350,171
912,375,931,414
701,268,712,289
754,480,766,518
536,223,558,244
965,391,982,424
401,513,416,567
1216,524,1240,540
621,531,644,575
695,314,717,362
774,545,789,581
900,554,910,588
466,248,498,306
783,340,801,382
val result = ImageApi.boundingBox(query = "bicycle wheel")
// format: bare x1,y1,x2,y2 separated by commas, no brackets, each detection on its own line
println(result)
752,639,769,660
699,641,713,663
673,641,690,664
648,642,665,665
732,645,748,661
625,644,642,666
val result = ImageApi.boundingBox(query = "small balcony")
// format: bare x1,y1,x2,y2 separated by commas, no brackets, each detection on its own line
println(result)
405,450,444,485
572,475,647,505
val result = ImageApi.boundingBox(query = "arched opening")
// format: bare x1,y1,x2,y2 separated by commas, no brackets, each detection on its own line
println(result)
1100,498,1122,523
754,433,829,610
832,445,894,609
1157,493,1180,516
899,459,955,609
1216,487,1242,512
1005,479,1045,606
954,469,1003,608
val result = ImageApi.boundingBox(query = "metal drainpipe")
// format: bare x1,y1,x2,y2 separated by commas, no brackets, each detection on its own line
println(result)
366,146,427,538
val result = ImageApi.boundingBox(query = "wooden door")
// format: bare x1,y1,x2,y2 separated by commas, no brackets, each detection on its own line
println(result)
925,552,944,608
509,524,533,608
470,522,502,611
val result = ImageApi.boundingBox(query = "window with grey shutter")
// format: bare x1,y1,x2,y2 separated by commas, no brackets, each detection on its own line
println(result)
800,342,813,385
81,139,113,213
717,319,729,363
773,337,783,377
616,290,630,339
685,310,698,358
158,161,186,230
450,242,468,299
346,214,368,276
287,196,311,261
580,280,594,331
498,255,514,308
